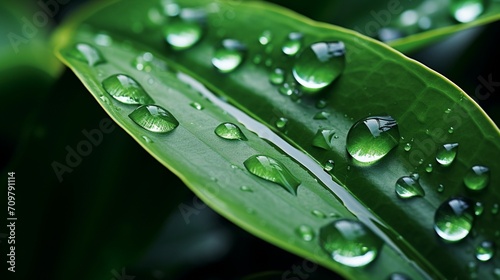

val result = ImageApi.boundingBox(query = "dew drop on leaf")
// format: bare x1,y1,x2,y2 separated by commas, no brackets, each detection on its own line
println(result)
190,102,204,110
102,74,154,105
164,21,203,50
269,67,285,85
437,184,445,193
313,111,330,120
436,143,459,167
434,197,474,242
324,159,335,174
450,0,485,23
240,186,253,192
292,41,345,93
275,117,288,130
319,219,383,267
214,122,247,140
142,135,154,143
388,272,412,280
312,209,327,218
243,155,300,195
464,165,490,191
129,105,179,133
212,39,246,73
474,202,484,216
425,163,433,173
258,30,272,45
66,43,105,66
282,32,303,56
296,225,315,241
346,116,399,163
395,176,425,199
312,129,336,150
476,240,495,262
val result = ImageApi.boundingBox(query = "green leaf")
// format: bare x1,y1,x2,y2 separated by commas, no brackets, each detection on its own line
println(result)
53,0,500,279
266,0,500,53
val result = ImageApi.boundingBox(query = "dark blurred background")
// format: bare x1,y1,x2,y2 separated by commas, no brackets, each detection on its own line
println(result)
1,0,498,279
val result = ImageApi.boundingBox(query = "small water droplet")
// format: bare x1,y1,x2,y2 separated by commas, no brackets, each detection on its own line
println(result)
436,143,459,167
316,99,327,109
464,165,490,191
214,122,247,140
445,108,452,114
164,21,202,50
377,28,404,42
388,272,412,280
494,268,500,279
132,52,165,72
434,197,474,242
472,202,484,216
259,30,272,45
142,135,154,143
94,33,112,46
163,1,180,17
450,0,485,23
190,102,204,110
102,74,154,104
129,105,179,133
292,41,345,93
66,43,105,66
212,39,246,73
492,203,499,215
278,82,295,96
476,240,495,261
312,129,336,150
448,127,454,134
324,159,335,173
410,172,420,181
425,163,433,173
296,225,315,241
99,95,110,105
346,116,399,163
282,32,303,56
312,209,327,218
240,185,253,192
404,142,412,152
269,68,285,85
437,184,445,193
243,155,300,195
395,176,425,199
275,117,288,130
313,111,330,120
319,219,383,267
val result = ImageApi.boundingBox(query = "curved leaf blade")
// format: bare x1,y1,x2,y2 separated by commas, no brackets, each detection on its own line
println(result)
53,0,500,279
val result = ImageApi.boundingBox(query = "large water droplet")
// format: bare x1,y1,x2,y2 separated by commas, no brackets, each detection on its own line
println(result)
296,225,315,241
243,155,300,195
269,68,285,85
319,219,383,267
67,43,105,66
395,176,425,199
434,197,474,242
259,30,272,45
312,129,336,150
476,240,495,262
464,165,490,191
214,122,247,140
282,32,303,56
129,105,179,133
436,143,458,167
212,39,246,73
164,21,202,50
292,41,345,93
102,74,154,104
450,0,485,23
346,116,400,163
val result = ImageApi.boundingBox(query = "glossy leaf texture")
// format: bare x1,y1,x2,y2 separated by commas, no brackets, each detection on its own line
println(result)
53,0,500,279
266,0,500,52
